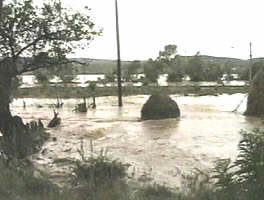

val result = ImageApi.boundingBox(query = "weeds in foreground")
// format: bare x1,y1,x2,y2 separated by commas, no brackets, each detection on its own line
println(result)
1,129,264,200
136,183,176,200
0,158,61,200
211,129,264,200
72,140,130,200
73,140,126,186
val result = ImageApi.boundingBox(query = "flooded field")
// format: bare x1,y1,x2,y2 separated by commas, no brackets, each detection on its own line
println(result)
20,74,247,88
10,94,262,187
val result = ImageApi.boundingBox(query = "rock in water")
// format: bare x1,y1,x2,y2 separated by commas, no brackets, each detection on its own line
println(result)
141,94,180,120
244,69,264,116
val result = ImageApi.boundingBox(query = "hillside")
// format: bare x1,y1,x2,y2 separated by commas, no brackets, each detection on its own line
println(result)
71,58,132,74
17,55,264,75
199,55,248,66
71,55,251,74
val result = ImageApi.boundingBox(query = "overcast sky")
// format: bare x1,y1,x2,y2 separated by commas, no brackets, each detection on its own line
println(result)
64,0,264,61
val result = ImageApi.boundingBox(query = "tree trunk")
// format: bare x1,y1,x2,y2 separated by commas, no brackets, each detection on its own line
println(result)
0,61,14,136
0,60,49,158
0,60,29,157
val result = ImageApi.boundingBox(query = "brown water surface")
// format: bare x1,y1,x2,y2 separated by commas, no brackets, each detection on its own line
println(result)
10,94,261,187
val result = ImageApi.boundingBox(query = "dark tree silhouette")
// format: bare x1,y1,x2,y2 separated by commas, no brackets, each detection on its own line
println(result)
0,0,100,156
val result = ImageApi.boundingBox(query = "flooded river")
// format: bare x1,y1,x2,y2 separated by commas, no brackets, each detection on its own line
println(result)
10,94,262,187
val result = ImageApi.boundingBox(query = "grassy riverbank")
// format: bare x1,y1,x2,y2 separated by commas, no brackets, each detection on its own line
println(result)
14,85,249,99
2,128,264,200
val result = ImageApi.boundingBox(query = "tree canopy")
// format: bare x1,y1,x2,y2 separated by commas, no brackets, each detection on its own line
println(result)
0,0,101,76
158,44,177,61
0,0,101,156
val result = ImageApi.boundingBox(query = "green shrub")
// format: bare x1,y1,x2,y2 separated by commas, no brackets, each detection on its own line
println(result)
0,159,61,200
167,72,183,82
212,159,233,189
211,128,264,200
179,169,216,200
71,141,130,200
73,142,126,186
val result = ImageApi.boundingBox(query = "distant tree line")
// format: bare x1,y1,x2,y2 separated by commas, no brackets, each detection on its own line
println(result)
34,63,78,83
32,44,264,85
124,45,264,84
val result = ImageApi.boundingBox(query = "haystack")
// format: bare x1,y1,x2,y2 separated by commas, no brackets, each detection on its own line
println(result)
141,94,180,120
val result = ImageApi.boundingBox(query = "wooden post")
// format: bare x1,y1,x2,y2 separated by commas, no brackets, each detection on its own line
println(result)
115,0,123,107
0,0,3,23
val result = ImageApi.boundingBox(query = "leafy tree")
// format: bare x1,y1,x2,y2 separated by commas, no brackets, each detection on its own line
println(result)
33,67,55,83
238,61,264,81
143,59,163,83
33,63,78,84
0,0,100,156
124,60,141,81
167,71,183,82
223,62,235,75
185,52,204,81
34,63,78,84
143,45,184,83
157,44,177,61
54,63,78,83
105,71,116,83
127,60,141,74
167,55,185,82
203,62,223,81
185,57,223,82
156,45,184,82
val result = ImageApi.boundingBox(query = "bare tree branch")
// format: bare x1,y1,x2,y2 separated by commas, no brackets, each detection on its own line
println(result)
14,36,44,60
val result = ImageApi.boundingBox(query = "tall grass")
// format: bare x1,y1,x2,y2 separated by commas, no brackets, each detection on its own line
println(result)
1,128,264,199
0,158,61,200
72,140,130,200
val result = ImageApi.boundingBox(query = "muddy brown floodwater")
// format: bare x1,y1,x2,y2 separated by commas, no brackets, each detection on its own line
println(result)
11,94,262,187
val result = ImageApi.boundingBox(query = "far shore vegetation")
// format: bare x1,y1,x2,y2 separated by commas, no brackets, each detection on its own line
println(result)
14,84,249,99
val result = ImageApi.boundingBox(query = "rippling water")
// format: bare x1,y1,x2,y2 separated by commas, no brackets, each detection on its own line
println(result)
10,94,261,186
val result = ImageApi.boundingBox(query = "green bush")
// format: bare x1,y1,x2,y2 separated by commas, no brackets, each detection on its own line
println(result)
211,128,264,200
73,142,126,186
72,141,130,200
0,159,61,200
167,72,183,82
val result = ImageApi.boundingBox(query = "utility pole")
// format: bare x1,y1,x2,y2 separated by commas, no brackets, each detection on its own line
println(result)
249,42,253,85
115,0,123,107
0,1,3,43
0,0,3,22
